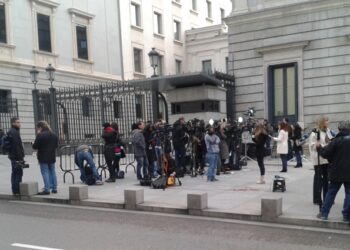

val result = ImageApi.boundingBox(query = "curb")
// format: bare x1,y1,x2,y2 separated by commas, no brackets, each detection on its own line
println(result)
1,193,349,231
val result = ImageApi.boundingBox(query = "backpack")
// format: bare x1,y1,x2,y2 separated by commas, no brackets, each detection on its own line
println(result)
0,134,11,154
114,144,126,158
116,170,125,179
84,165,96,185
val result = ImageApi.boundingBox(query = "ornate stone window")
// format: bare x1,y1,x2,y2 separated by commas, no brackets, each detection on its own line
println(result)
68,8,95,73
30,0,59,67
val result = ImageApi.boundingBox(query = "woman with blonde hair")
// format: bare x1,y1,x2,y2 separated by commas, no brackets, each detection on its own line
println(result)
271,122,289,172
309,116,333,205
32,121,58,195
252,124,269,184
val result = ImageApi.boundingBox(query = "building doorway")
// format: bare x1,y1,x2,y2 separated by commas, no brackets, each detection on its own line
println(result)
268,63,298,125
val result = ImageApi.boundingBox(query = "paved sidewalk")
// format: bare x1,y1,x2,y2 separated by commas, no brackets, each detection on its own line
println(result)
0,154,347,226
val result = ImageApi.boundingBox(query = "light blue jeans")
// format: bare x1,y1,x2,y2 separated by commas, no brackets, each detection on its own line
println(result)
207,153,219,181
40,163,57,192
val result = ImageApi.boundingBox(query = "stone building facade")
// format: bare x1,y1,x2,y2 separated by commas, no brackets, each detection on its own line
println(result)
226,0,350,129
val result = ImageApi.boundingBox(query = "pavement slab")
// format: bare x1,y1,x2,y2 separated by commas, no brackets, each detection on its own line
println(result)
0,154,347,226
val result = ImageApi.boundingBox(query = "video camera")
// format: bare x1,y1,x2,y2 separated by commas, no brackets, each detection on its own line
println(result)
312,128,321,140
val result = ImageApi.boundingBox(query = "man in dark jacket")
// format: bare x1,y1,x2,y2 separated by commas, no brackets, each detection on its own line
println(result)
7,117,25,195
316,120,350,221
172,117,188,174
32,121,58,195
132,121,148,180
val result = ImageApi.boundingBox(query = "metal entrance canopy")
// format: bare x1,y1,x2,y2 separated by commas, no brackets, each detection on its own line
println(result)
130,71,234,92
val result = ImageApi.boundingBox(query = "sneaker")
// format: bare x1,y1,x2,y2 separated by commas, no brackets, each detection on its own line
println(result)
212,178,219,181
51,190,57,194
38,191,50,195
316,213,328,220
280,170,287,173
95,180,104,185
105,178,115,183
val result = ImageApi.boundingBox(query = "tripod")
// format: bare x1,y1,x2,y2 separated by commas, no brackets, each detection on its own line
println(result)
154,132,182,188
239,130,256,166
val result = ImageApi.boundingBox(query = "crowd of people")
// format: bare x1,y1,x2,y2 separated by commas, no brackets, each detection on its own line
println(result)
2,114,350,222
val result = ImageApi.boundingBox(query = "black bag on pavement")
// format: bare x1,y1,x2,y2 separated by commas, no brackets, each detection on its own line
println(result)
116,170,125,179
151,176,167,189
84,165,96,185
140,177,152,186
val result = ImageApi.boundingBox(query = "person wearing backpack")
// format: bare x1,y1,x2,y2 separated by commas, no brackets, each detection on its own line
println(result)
32,121,58,195
6,117,25,195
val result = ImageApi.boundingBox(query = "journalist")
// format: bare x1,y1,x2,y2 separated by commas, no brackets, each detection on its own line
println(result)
132,121,149,180
291,123,303,168
74,145,103,185
6,117,25,195
252,124,269,184
271,122,289,172
205,126,220,182
309,116,333,205
101,122,119,183
32,121,58,195
172,117,188,174
316,120,350,221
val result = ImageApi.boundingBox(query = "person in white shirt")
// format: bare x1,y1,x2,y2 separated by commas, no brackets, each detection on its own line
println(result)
271,122,289,172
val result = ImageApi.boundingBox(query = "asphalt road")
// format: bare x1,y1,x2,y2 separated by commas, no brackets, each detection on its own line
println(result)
0,200,349,250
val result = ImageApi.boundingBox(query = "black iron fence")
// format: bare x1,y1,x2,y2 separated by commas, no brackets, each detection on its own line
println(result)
33,81,155,146
0,98,18,132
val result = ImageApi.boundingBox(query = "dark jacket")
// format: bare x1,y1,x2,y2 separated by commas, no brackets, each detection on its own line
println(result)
292,126,302,151
7,127,25,161
318,130,350,182
172,120,187,149
253,133,268,158
102,127,118,162
32,130,58,164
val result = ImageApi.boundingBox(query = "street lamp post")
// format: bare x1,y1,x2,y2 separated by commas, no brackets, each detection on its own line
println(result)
30,66,40,128
30,66,39,89
45,63,58,135
148,47,160,78
45,63,56,88
148,48,161,122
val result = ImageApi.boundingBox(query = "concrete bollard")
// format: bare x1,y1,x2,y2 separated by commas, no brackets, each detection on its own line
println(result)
69,185,88,200
187,192,208,211
20,182,39,196
261,197,282,219
124,189,144,209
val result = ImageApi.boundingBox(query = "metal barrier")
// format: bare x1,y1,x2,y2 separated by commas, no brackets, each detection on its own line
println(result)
59,144,106,184
59,143,136,183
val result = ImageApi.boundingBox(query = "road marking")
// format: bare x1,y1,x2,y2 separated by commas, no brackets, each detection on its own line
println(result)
11,243,64,250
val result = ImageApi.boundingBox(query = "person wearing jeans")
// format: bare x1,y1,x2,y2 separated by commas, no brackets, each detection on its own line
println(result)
316,120,350,221
39,163,57,193
32,121,58,195
75,145,103,185
292,123,303,168
132,121,149,180
205,127,220,182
